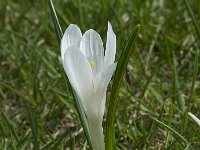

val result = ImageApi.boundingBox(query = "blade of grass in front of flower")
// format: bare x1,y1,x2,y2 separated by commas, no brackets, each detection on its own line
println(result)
172,52,185,112
48,1,93,149
188,112,200,126
150,116,188,144
105,25,140,150
184,0,200,39
26,105,39,150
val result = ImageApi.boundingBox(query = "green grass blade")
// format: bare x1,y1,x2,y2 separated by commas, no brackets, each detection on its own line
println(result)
48,1,93,149
0,108,19,143
184,0,200,39
105,25,140,150
188,112,200,126
17,131,31,149
184,143,191,150
49,0,63,43
26,105,39,150
70,134,75,150
150,116,188,144
41,129,82,150
172,52,185,112
0,82,36,106
188,51,199,110
141,64,160,98
51,130,72,150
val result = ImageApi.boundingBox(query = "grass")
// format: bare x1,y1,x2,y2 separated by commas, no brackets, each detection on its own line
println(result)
0,0,200,149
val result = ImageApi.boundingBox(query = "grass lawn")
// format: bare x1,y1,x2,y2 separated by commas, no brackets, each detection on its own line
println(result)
0,0,200,149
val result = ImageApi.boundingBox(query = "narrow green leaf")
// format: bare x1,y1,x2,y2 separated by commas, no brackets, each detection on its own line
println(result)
182,111,189,133
165,103,173,148
26,105,39,150
16,131,31,149
105,25,140,150
49,0,63,43
149,87,164,105
0,108,19,143
184,0,200,39
51,131,71,150
172,52,185,112
184,143,191,150
141,63,160,98
188,112,200,127
70,134,75,150
41,128,82,150
48,1,93,149
188,51,199,110
0,82,36,106
150,116,188,144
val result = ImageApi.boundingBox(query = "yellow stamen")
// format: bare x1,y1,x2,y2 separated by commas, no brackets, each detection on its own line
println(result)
90,61,94,70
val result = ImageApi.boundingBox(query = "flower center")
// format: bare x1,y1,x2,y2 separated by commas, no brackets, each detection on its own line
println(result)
90,61,94,70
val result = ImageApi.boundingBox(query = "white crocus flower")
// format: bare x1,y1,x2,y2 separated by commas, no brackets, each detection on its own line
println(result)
61,22,116,150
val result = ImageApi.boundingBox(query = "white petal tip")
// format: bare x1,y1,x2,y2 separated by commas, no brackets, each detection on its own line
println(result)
108,21,111,27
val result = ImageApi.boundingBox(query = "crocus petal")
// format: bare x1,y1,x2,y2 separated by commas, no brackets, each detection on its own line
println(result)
80,29,104,77
61,24,82,62
99,63,117,116
95,63,117,92
63,46,93,106
104,22,116,66
93,63,117,119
